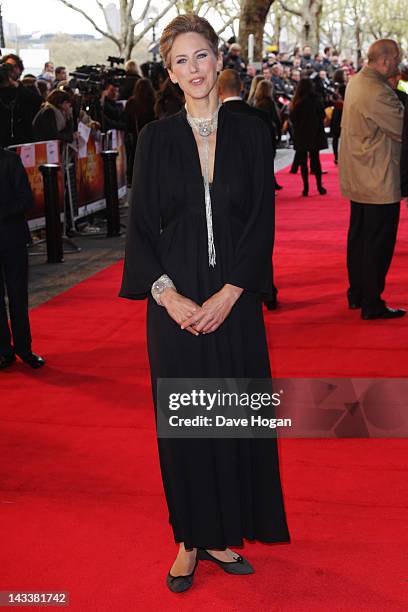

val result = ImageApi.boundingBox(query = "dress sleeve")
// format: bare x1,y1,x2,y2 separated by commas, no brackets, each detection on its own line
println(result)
119,123,166,300
226,119,275,297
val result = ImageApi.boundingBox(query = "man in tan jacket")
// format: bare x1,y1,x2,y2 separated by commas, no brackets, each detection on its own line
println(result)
339,39,405,319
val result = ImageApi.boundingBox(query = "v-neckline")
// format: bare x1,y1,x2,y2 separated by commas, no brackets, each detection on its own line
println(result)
181,105,225,191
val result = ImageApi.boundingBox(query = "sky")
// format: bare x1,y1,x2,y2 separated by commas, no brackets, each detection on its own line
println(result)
2,0,168,36
3,0,99,35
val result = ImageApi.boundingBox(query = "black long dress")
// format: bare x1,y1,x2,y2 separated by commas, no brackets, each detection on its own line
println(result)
119,105,290,550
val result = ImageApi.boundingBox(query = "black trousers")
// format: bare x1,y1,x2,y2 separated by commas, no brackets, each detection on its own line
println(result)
347,201,400,312
298,150,322,178
0,244,32,356
332,136,340,162
291,150,322,176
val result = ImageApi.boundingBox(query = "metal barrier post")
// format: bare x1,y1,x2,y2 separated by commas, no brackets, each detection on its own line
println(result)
101,150,120,237
39,164,64,263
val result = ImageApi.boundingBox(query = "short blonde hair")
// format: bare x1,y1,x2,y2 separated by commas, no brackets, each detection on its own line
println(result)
160,14,219,69
125,60,140,75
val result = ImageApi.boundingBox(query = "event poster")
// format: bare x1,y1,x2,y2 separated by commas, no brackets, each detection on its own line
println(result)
15,132,127,225
14,141,64,221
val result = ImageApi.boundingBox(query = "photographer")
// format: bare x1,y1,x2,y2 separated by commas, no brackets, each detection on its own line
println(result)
38,62,55,85
119,60,141,100
32,90,74,143
0,63,42,147
271,63,290,98
0,148,44,370
2,53,24,82
52,66,68,90
223,43,246,77
313,69,335,107
101,82,126,132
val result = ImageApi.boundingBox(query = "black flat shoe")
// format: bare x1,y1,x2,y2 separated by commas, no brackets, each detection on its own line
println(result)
197,548,254,575
318,186,327,195
166,559,198,593
17,352,45,368
362,306,406,320
275,183,283,190
302,188,309,197
0,354,16,370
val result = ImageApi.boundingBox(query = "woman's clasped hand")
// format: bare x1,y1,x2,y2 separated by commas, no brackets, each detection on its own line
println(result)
160,284,243,336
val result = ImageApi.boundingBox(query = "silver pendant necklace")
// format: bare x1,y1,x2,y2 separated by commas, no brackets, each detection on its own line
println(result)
186,103,221,268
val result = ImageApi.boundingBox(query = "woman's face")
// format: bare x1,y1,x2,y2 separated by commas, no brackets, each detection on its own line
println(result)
167,32,222,100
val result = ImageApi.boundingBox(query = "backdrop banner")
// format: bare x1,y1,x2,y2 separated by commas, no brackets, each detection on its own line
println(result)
10,131,127,230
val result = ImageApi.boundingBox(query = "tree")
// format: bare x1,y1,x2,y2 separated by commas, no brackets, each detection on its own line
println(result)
58,0,179,60
278,0,323,53
175,1,242,39
238,0,275,62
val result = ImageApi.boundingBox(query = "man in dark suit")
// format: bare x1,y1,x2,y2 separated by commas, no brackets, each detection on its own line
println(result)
0,148,45,369
218,69,279,310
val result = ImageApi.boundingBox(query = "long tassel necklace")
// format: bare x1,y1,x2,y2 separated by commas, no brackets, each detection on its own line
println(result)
186,103,221,268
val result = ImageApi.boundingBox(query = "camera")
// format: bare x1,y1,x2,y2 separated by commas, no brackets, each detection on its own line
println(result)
69,56,126,94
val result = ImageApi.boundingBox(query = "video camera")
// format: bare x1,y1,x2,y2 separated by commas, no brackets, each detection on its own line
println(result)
69,56,126,95
0,62,14,86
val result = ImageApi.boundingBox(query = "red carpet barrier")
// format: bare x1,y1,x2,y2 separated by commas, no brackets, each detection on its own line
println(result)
1,156,407,610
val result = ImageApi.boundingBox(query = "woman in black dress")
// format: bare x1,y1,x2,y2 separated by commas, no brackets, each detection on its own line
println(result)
124,78,156,186
253,79,283,190
120,14,289,593
289,77,328,196
254,79,282,146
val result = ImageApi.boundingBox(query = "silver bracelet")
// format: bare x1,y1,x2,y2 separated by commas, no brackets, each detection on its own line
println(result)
151,274,176,306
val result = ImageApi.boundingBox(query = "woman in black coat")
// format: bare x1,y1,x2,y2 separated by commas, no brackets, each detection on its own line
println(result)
124,78,156,185
289,77,328,196
254,79,282,143
32,89,74,143
253,79,283,189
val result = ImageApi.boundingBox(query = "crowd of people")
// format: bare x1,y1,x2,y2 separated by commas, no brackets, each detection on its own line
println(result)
1,31,408,377
2,43,408,194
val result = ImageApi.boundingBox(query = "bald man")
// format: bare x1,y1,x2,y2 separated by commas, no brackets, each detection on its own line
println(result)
339,39,405,320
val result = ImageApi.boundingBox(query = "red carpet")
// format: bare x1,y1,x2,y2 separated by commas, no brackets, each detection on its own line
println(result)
1,155,407,611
